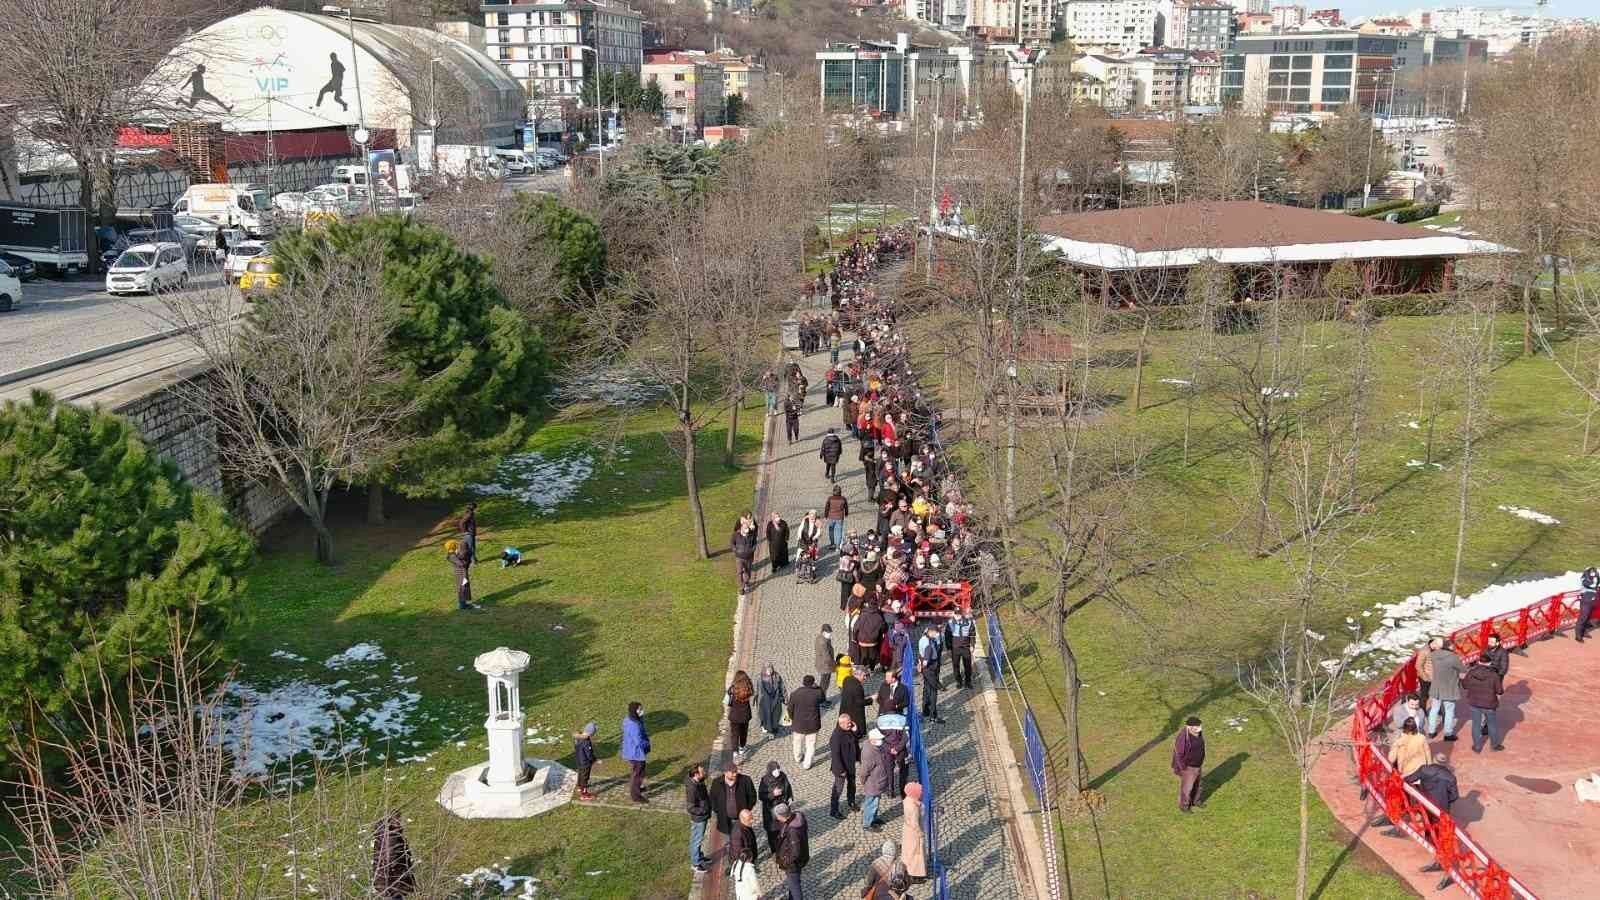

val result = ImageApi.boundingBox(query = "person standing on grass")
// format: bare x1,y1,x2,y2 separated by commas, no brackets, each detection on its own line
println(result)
1427,642,1467,740
1172,716,1205,813
725,669,755,758
573,721,597,801
758,760,794,855
820,428,843,481
828,713,860,819
686,764,712,874
621,701,651,803
757,663,787,738
784,396,801,444
774,803,810,900
460,501,478,563
447,539,478,611
1463,655,1506,752
813,625,835,706
731,513,758,597
787,675,825,769
860,728,889,831
767,512,791,571
823,485,849,550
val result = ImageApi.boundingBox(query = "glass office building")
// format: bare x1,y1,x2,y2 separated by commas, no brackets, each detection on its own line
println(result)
818,44,907,116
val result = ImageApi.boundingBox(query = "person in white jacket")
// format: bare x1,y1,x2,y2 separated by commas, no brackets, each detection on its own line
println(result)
731,846,761,900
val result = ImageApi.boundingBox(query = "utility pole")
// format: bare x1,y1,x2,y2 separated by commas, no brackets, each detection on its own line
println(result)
323,5,375,216
925,74,946,281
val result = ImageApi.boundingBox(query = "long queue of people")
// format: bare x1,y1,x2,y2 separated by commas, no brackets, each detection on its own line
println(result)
715,229,975,900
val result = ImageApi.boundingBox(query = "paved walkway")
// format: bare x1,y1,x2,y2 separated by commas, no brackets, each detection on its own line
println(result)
710,290,1023,898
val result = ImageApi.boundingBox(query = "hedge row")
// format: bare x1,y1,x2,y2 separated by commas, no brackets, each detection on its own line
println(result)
1348,199,1414,218
1391,203,1443,224
1096,288,1510,333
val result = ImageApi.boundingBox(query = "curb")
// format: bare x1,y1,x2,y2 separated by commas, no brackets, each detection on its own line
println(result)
0,324,195,387
974,631,1054,900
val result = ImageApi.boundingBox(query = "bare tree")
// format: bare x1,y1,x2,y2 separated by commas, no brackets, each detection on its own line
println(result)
3,622,463,897
159,241,414,562
1441,293,1498,605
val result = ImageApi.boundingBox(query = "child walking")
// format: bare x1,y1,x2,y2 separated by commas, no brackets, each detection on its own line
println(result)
574,721,597,801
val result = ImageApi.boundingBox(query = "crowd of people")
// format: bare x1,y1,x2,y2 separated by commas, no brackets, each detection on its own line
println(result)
710,229,980,899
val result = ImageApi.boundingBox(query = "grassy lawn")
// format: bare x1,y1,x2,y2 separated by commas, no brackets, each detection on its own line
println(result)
910,309,1599,898
1414,210,1464,228
216,400,765,897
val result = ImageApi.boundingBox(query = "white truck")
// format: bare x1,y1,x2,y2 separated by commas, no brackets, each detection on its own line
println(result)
172,183,272,237
436,145,503,181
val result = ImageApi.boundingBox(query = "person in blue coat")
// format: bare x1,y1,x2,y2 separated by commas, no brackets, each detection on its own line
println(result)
622,701,652,803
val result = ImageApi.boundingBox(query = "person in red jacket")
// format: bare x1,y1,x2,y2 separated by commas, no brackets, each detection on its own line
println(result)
1172,717,1206,812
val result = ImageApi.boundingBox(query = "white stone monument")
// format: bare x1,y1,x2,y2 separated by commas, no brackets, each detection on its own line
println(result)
437,647,574,819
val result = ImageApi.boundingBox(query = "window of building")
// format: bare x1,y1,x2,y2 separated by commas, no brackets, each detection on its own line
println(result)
1268,71,1289,86
1291,71,1311,85
495,12,507,26
1289,87,1310,101
1269,55,1290,70
1323,71,1351,85
1291,55,1312,69
674,89,685,98
1326,40,1354,51
1324,54,1353,69
674,72,685,81
1321,87,1350,103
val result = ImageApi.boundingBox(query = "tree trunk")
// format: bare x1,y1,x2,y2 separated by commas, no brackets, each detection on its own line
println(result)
75,154,100,274
1551,253,1565,332
1131,316,1150,413
367,480,386,525
682,416,710,560
1296,776,1310,900
1449,408,1472,606
1254,429,1274,556
1522,280,1534,356
725,393,740,467
1055,619,1085,795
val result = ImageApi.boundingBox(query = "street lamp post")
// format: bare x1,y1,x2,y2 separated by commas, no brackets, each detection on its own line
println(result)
428,55,441,175
322,5,376,216
924,74,947,281
1005,46,1047,524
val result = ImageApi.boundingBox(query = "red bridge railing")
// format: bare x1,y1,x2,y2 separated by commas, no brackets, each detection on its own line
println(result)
1349,589,1590,900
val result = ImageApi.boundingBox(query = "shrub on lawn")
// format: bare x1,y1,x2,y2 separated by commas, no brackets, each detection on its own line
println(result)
1391,203,1442,224
1348,199,1413,217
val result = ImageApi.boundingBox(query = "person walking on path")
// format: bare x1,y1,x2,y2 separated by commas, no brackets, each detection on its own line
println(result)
726,669,756,757
839,665,870,743
787,675,825,769
774,804,810,900
828,713,860,818
573,721,597,801
711,764,757,858
1172,716,1205,813
1427,642,1467,740
447,539,478,611
784,396,802,444
731,513,758,597
767,513,791,571
820,428,843,481
1463,655,1505,752
622,702,651,803
917,624,944,724
761,368,779,418
901,782,927,882
823,485,849,550
854,603,886,674
946,611,976,689
1578,565,1600,643
757,663,787,738
813,625,835,706
860,727,890,831
758,760,794,854
686,764,712,873
460,501,478,563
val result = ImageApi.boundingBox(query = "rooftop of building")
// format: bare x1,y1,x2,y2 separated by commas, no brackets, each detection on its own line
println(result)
481,0,639,11
1033,201,1510,270
644,50,722,65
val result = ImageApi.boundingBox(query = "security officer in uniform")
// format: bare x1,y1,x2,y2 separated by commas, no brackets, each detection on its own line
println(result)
945,611,977,690
916,624,944,724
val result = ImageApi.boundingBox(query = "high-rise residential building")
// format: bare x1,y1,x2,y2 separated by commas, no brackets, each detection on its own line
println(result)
1158,1,1234,50
480,0,643,118
1270,4,1306,29
1064,0,1161,55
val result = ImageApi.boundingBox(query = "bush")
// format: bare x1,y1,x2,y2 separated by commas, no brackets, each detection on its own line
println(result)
0,391,253,765
1348,199,1413,218
1391,203,1442,224
1323,259,1362,300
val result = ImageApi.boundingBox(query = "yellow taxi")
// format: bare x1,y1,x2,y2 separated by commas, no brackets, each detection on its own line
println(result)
238,255,280,299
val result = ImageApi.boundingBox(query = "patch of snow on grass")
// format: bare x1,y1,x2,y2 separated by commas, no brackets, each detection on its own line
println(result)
1159,378,1192,386
1339,572,1581,668
1497,505,1560,525
550,366,664,407
458,865,539,897
324,643,385,668
1260,387,1298,398
1406,459,1443,469
469,450,594,514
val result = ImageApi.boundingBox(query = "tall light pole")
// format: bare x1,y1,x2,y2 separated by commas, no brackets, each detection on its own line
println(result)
1361,66,1393,209
428,55,441,175
1005,46,1046,523
323,5,375,216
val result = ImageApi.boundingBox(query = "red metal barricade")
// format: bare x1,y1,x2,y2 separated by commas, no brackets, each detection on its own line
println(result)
906,582,972,620
1348,589,1591,900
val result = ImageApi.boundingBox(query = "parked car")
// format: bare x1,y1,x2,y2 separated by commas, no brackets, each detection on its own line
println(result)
224,240,270,283
105,242,188,295
173,214,218,243
101,226,198,267
238,255,281,299
0,258,23,311
0,251,37,281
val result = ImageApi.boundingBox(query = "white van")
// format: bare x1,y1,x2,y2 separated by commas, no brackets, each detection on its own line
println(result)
494,149,538,174
173,184,271,237
105,242,189,295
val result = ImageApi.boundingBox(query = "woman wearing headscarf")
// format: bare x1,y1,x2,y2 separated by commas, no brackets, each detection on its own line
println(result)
757,760,794,854
757,663,786,738
766,512,791,571
901,782,927,881
862,840,909,899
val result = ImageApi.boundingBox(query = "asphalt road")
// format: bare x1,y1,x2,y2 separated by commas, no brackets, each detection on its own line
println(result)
0,267,232,376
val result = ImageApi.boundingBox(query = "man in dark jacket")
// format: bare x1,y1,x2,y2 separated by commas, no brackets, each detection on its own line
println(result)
823,485,849,549
1408,757,1461,890
820,428,843,481
685,765,712,873
784,396,801,444
1462,656,1505,752
917,624,944,723
460,501,478,563
730,519,758,596
709,764,757,842
839,666,871,742
787,676,825,769
876,667,909,717
946,611,977,689
1172,717,1205,813
814,625,835,706
449,541,478,610
758,761,794,853
774,804,810,900
829,713,860,818
853,605,886,673
1481,633,1510,678
860,435,879,494
1579,566,1600,642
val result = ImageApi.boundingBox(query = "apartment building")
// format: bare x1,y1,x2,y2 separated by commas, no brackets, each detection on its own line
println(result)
1187,49,1221,104
1064,0,1160,55
480,0,643,117
709,52,768,102
1270,4,1306,29
1157,1,1235,50
1223,30,1400,113
1071,53,1137,107
643,51,724,135
1125,48,1190,108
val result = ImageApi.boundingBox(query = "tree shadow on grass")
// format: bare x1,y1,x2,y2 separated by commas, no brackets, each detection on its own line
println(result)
1199,751,1249,803
1088,678,1240,791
